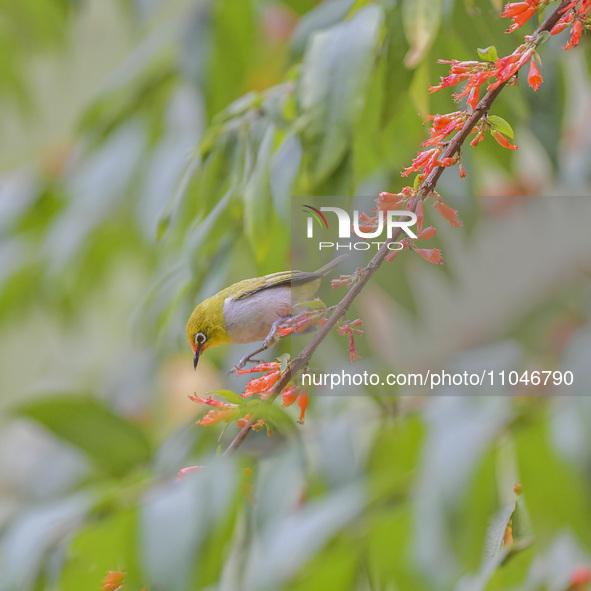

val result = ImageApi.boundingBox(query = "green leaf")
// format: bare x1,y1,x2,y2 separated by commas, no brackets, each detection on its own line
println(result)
294,299,327,310
16,396,152,477
368,415,425,498
298,5,384,185
483,503,515,560
289,0,356,60
244,484,365,590
60,510,142,591
0,494,93,591
477,45,498,63
515,421,591,547
216,91,260,123
380,0,413,124
205,0,256,119
140,458,238,590
485,545,535,590
402,0,442,68
187,188,233,269
156,157,201,241
270,132,302,225
288,537,360,591
209,389,244,406
367,507,428,591
243,123,276,265
536,29,551,45
488,115,514,138
511,497,533,541
261,403,298,433
455,448,502,570
273,353,290,373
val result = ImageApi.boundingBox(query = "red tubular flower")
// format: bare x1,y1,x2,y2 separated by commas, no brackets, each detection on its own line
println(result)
281,385,299,407
559,0,578,13
417,226,437,240
337,321,363,362
491,130,519,150
502,1,539,32
243,371,281,398
402,148,443,177
377,191,406,209
332,267,363,289
331,276,351,288
276,325,293,337
374,188,414,215
439,157,457,167
416,199,424,233
426,113,453,127
527,59,543,91
189,394,235,408
429,60,485,92
337,323,362,336
234,361,281,375
190,394,243,426
579,0,591,17
453,70,495,104
386,239,409,262
501,1,532,17
347,333,362,362
429,74,467,93
488,47,533,91
355,214,378,234
447,60,480,74
564,19,583,50
467,85,480,111
423,112,466,145
297,394,309,424
277,309,326,337
236,414,251,428
470,128,486,147
199,408,240,425
414,248,445,265
434,199,463,227
492,53,520,80
459,163,467,178
551,12,574,35
236,415,265,430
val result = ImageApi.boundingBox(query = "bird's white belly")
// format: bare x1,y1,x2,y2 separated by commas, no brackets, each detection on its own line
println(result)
223,287,292,343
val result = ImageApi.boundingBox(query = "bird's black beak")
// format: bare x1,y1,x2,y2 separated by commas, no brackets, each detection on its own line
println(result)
193,343,203,370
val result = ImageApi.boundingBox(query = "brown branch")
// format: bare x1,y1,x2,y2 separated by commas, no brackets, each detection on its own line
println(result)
223,0,571,456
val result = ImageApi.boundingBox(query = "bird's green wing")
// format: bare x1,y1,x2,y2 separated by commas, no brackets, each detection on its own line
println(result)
233,270,320,301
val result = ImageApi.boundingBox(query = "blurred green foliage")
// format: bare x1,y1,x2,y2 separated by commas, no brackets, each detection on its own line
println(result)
1,0,591,590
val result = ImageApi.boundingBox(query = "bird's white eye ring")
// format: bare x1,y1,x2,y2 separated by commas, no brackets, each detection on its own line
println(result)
195,332,207,345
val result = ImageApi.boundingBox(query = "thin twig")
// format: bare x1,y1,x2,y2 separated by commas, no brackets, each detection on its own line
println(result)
223,0,571,455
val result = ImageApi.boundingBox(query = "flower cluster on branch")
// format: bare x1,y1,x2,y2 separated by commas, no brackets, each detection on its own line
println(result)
193,0,588,453
190,358,310,429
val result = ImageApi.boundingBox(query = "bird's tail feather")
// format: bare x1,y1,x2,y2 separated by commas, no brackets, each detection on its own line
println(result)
314,254,349,276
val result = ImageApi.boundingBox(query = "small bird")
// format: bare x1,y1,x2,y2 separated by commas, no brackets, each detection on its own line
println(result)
187,255,347,369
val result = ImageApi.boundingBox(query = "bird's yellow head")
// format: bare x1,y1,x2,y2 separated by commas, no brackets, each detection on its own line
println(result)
186,295,231,369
